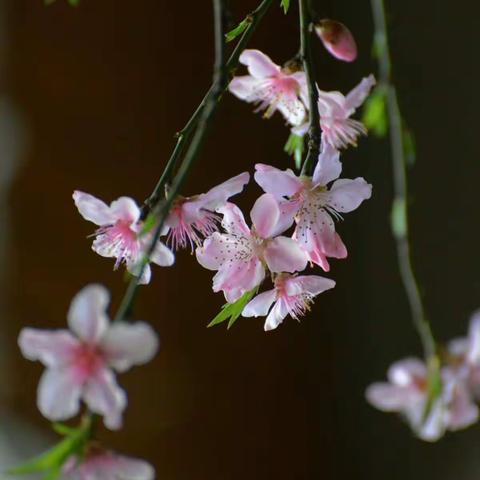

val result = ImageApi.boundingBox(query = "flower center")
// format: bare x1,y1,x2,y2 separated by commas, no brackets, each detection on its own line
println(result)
72,342,104,383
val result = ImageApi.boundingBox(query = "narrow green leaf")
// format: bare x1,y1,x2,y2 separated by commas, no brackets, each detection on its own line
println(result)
208,288,257,329
52,423,78,437
390,198,407,238
225,18,250,43
280,0,290,14
284,133,304,170
362,88,388,137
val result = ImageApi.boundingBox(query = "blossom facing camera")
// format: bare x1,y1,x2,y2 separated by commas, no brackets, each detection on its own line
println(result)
73,191,174,284
196,194,308,303
315,19,357,62
61,447,155,480
242,273,335,331
228,49,308,127
165,172,250,250
254,143,372,271
18,284,159,430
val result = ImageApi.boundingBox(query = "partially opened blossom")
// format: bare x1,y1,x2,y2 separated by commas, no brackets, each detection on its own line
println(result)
315,19,357,62
293,75,376,149
18,284,159,430
242,273,335,331
165,172,250,250
254,143,372,271
73,191,174,284
196,194,308,303
229,49,308,127
61,447,154,480
366,357,478,441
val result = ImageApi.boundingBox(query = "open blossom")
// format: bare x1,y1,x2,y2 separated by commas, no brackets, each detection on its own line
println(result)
242,273,335,331
365,358,478,441
18,284,159,430
61,447,154,480
228,49,308,127
315,19,357,62
196,194,308,303
73,191,174,284
293,75,376,149
255,143,372,271
164,172,250,250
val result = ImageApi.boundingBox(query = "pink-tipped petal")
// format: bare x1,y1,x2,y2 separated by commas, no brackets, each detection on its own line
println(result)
109,197,141,224
73,191,114,226
315,19,358,62
37,368,82,421
199,172,250,211
18,328,78,368
83,368,127,430
239,49,280,78
264,300,289,331
264,236,308,273
250,193,280,239
312,142,342,186
228,75,264,101
345,74,376,112
328,177,372,213
195,232,236,271
101,322,159,373
242,289,276,318
286,275,336,297
254,164,303,198
67,284,110,343
218,202,251,237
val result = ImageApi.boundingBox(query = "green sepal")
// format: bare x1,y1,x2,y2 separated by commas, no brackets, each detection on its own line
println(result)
362,87,388,138
284,133,304,171
280,0,290,14
225,18,250,43
208,288,258,329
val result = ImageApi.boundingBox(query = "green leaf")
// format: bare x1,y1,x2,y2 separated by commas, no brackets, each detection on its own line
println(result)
390,198,407,238
225,18,250,43
208,288,257,329
284,133,304,170
52,423,79,437
362,87,388,137
280,0,290,14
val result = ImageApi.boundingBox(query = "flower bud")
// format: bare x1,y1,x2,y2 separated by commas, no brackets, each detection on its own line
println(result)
315,19,357,62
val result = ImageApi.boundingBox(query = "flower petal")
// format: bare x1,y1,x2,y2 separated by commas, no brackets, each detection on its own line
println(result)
218,202,251,237
150,240,175,267
264,300,289,331
198,172,250,211
365,382,419,412
344,74,376,112
250,193,280,239
101,321,159,373
109,197,141,224
228,76,265,101
312,142,342,186
242,289,276,318
387,358,426,386
113,454,156,480
67,284,110,343
264,236,308,273
285,275,336,297
37,368,82,421
467,310,480,364
328,177,372,213
239,49,280,78
73,191,114,226
254,164,302,198
18,328,79,368
83,368,127,430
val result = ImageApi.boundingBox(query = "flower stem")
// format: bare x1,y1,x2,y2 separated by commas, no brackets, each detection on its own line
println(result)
142,0,275,218
370,0,436,360
115,0,235,323
299,0,321,177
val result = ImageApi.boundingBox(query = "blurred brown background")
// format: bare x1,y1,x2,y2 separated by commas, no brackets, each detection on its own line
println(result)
1,0,480,478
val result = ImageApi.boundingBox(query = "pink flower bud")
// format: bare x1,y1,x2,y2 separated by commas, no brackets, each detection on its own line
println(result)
315,19,357,62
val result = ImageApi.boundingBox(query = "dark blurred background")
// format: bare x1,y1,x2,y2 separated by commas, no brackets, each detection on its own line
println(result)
1,0,480,478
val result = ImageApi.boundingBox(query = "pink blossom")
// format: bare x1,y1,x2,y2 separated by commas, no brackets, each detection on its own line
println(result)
254,143,372,271
73,191,174,284
196,194,308,303
61,447,154,480
293,75,376,149
228,49,308,127
365,358,478,441
164,172,250,250
242,273,335,331
18,284,159,430
315,19,357,62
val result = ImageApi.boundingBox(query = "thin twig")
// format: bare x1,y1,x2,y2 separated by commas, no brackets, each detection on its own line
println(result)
299,0,321,177
142,0,275,217
370,0,436,359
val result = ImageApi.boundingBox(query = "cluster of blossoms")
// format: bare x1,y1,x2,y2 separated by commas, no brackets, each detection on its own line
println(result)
16,20,374,478
366,312,480,441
